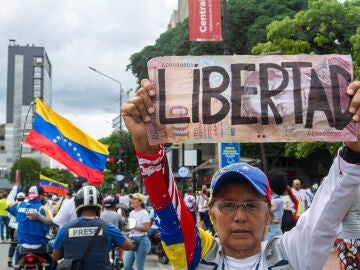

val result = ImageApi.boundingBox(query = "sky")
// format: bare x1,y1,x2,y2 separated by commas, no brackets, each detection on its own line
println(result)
0,0,179,139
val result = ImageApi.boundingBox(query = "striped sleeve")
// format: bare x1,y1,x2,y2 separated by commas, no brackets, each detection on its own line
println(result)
136,145,210,269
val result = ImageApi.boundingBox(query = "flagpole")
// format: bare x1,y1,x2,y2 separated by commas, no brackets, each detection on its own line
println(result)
18,98,36,190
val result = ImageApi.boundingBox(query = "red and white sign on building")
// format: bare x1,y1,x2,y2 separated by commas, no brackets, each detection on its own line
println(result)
188,0,223,41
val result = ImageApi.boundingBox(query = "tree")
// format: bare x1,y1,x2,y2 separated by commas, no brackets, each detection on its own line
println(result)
99,130,139,192
250,0,360,162
127,0,307,85
40,167,75,187
252,0,360,78
228,0,306,54
9,157,41,192
126,0,358,181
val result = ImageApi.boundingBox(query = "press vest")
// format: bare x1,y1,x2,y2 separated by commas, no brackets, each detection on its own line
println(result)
64,218,111,270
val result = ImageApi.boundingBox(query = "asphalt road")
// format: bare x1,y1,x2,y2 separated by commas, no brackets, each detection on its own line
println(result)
0,242,339,269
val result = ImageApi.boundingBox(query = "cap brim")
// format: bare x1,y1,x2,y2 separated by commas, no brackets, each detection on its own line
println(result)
212,171,266,197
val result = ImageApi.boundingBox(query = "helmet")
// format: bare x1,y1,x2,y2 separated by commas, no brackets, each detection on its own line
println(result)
104,196,116,207
72,176,89,193
74,186,102,217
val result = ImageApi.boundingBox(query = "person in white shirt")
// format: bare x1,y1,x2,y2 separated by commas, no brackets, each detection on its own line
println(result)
292,179,309,215
124,193,150,270
27,176,89,228
197,184,211,231
120,78,360,269
184,189,197,223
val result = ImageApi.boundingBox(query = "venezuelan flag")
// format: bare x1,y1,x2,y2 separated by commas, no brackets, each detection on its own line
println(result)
40,174,69,196
24,98,109,186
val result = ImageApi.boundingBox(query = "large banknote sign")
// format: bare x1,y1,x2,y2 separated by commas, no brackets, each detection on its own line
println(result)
146,55,357,144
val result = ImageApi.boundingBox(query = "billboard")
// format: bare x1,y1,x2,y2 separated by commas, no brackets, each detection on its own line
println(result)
189,0,222,41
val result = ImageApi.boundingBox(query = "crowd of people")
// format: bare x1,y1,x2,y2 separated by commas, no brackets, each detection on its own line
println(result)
119,79,360,270
0,79,360,270
0,179,173,270
0,180,138,270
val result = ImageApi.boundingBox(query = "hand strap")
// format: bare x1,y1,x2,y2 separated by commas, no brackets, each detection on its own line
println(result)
81,219,105,260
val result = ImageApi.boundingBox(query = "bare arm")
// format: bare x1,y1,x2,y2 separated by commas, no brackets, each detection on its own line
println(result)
27,211,55,226
134,222,150,233
117,239,133,251
52,249,63,261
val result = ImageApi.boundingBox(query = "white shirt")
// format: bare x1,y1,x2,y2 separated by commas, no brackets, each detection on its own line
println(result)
281,195,294,211
118,195,131,209
224,245,263,270
52,197,77,227
292,188,308,215
45,199,53,215
197,195,207,213
281,157,360,269
129,209,150,237
184,193,196,212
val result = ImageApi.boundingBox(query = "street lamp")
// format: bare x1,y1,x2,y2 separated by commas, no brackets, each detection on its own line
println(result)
88,66,125,178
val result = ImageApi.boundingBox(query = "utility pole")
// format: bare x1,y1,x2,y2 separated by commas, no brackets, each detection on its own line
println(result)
88,66,125,180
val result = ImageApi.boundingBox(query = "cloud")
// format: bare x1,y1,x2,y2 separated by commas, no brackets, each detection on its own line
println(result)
0,0,178,139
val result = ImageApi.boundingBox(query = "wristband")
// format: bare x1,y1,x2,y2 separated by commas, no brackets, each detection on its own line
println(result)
340,144,360,163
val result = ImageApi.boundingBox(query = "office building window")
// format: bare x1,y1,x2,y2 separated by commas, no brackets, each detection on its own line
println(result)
34,78,41,97
34,66,42,78
33,56,43,66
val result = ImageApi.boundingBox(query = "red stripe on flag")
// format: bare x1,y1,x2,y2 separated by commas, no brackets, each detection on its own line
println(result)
42,186,68,196
25,130,104,186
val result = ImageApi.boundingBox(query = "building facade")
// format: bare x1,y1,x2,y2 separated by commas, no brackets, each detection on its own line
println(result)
168,0,189,29
4,40,53,172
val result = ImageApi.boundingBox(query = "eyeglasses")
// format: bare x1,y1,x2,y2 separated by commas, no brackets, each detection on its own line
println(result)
213,201,268,215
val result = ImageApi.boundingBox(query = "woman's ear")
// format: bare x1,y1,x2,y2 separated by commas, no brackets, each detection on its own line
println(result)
266,208,272,225
209,207,214,223
209,207,217,232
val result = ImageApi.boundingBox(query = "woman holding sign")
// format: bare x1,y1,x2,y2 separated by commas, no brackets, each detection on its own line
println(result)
121,79,360,269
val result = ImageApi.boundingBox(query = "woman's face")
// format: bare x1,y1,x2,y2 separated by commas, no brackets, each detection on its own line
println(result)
209,182,270,259
130,198,141,209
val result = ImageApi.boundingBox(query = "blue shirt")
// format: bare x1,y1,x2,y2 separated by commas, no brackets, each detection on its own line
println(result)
6,199,51,244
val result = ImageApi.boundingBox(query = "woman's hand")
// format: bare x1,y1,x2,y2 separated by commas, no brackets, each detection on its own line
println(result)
345,81,360,151
120,79,160,154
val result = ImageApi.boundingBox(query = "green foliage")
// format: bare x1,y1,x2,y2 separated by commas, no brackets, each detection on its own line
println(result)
125,0,355,177
350,26,360,79
127,0,307,85
251,0,360,161
9,157,41,192
98,169,117,193
241,142,285,160
252,0,360,77
99,130,139,193
284,142,341,159
40,167,74,186
229,0,305,54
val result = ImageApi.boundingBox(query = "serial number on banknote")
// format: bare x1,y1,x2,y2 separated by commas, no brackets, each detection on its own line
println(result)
161,62,198,68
